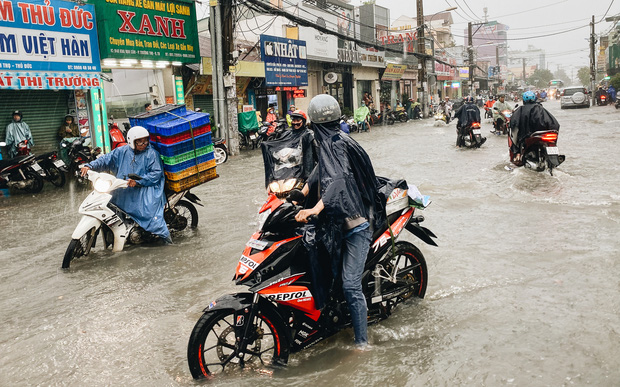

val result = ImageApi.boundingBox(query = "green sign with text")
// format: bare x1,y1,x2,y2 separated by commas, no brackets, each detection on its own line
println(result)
86,0,200,63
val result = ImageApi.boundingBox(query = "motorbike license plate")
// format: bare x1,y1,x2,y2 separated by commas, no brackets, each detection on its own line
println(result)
246,238,268,251
53,159,66,168
473,129,481,135
546,146,559,155
31,163,42,171
249,134,258,140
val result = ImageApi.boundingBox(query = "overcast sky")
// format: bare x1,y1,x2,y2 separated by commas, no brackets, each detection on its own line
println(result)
366,0,620,74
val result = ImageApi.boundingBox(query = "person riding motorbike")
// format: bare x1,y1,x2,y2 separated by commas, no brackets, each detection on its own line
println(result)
492,94,513,134
261,109,317,192
5,110,34,158
438,101,451,123
293,94,385,348
286,105,296,127
594,86,609,105
484,96,495,119
80,126,171,244
509,90,560,163
454,96,483,147
265,106,278,135
354,101,371,131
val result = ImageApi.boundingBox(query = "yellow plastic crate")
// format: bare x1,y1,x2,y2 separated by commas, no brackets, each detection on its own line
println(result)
164,159,217,181
165,167,218,192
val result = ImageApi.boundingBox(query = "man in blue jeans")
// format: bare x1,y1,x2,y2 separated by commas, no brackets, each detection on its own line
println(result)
295,95,385,347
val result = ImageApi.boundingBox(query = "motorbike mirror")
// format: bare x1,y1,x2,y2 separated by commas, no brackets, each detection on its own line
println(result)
127,173,142,180
80,128,89,134
514,103,519,108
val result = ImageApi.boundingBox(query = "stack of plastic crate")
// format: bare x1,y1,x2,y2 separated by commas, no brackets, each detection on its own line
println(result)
129,105,218,192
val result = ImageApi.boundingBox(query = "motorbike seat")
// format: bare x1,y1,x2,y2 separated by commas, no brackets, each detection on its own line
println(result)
0,155,31,170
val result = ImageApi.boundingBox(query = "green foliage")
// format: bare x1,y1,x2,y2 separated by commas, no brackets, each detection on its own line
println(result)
553,68,570,85
526,69,553,88
401,93,410,103
610,73,620,91
342,107,353,117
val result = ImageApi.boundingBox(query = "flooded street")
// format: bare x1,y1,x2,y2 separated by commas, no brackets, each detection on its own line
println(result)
1,100,619,386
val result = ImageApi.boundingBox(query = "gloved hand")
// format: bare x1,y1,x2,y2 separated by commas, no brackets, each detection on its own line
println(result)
286,189,305,204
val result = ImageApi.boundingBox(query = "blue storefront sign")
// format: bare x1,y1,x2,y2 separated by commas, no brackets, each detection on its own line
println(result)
260,35,307,87
0,0,101,73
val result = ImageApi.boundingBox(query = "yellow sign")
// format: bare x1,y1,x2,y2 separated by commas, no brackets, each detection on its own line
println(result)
382,64,407,80
203,58,265,77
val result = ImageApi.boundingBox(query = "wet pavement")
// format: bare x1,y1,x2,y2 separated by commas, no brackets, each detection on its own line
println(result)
1,100,619,386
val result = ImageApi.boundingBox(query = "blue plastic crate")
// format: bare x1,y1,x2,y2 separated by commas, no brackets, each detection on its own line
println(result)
162,151,215,173
144,112,210,137
151,132,212,157
129,104,187,127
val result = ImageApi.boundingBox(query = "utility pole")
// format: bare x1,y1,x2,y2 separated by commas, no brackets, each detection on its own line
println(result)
522,58,526,85
495,45,500,94
468,22,474,96
416,0,427,117
590,15,596,107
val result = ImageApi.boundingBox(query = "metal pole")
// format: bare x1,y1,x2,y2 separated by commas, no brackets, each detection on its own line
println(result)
209,7,220,130
590,15,596,107
416,0,427,117
468,22,473,96
213,1,229,149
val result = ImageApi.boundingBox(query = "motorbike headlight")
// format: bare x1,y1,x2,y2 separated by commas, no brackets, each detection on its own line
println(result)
282,179,297,192
93,178,112,193
269,181,281,194
257,208,272,231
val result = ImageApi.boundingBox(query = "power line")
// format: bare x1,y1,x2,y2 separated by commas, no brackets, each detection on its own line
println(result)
452,24,589,41
457,0,480,21
598,0,616,23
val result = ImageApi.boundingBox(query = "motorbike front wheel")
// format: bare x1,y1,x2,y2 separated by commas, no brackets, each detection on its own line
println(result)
187,308,290,379
387,117,395,125
62,227,97,268
46,165,66,187
399,114,408,123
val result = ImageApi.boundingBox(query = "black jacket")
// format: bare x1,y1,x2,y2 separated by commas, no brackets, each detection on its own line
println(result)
261,128,317,188
509,102,560,149
455,103,481,128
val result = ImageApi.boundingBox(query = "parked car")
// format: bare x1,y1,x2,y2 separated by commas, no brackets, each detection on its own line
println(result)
560,86,590,109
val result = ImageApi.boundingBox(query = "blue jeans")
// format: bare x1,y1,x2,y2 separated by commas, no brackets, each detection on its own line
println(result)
342,222,372,345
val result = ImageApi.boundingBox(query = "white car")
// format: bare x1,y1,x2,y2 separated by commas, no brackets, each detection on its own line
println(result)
560,87,590,109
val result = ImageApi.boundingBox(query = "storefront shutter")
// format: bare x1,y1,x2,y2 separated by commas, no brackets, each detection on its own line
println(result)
193,94,215,121
0,90,72,155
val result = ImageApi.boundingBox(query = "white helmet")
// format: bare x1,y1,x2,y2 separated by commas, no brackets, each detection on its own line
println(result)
126,126,150,149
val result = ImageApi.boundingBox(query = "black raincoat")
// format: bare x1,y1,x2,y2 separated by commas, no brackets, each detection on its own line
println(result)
260,128,317,188
509,102,560,151
303,121,386,308
454,102,481,128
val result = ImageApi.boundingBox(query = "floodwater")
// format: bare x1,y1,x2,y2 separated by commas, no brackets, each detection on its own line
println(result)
1,100,619,386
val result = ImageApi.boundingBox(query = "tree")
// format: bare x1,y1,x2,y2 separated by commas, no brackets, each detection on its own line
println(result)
610,73,620,92
553,68,570,84
527,69,553,88
577,67,590,86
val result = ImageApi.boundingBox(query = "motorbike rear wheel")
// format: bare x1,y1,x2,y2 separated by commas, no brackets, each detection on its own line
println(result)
167,200,198,232
23,169,44,193
46,165,66,187
387,117,395,125
187,308,289,379
62,227,97,268
380,241,428,302
213,145,228,164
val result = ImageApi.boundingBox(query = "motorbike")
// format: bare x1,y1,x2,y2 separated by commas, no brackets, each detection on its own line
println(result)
212,138,228,164
339,115,351,134
61,135,102,183
186,179,437,378
433,111,448,125
484,106,493,119
0,142,45,193
370,108,395,125
596,93,609,106
493,106,516,136
508,130,565,175
109,122,128,149
394,107,409,122
12,139,67,187
62,170,202,268
616,99,620,109
458,122,486,148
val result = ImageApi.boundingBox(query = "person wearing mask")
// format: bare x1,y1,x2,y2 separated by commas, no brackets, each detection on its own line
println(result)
294,94,385,349
58,115,79,138
484,96,495,119
5,110,33,158
454,96,483,147
492,94,513,134
509,90,560,163
80,126,171,244
354,101,371,132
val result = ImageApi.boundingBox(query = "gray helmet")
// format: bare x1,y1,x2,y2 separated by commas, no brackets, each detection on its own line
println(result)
307,94,341,124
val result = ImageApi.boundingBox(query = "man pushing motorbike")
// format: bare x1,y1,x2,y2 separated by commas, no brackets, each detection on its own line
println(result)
293,94,385,348
80,126,171,244
509,90,560,163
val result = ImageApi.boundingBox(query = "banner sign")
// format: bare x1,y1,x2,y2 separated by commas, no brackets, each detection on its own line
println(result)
0,71,100,89
85,0,200,63
381,64,407,81
0,0,101,72
260,35,308,87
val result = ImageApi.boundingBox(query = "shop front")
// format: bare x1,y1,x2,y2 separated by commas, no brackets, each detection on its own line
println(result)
380,63,407,110
353,48,385,110
85,0,200,124
0,0,107,154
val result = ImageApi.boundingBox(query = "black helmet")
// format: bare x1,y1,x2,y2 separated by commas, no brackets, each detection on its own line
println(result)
12,110,22,118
